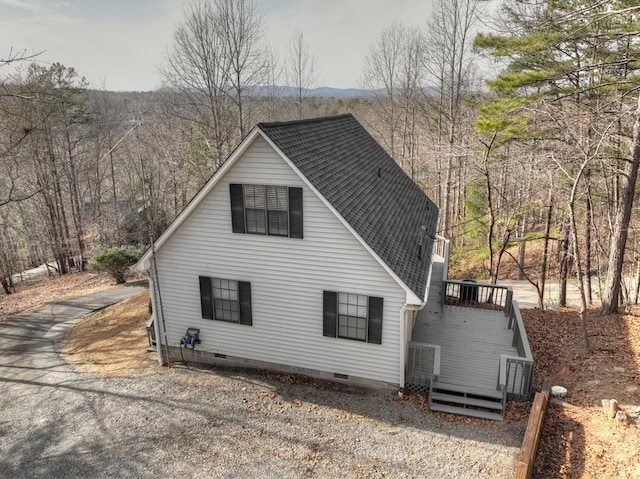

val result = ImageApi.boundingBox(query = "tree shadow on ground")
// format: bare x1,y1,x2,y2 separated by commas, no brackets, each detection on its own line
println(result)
522,306,640,478
184,361,527,449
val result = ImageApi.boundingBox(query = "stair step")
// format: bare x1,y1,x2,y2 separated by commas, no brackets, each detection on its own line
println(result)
431,382,503,400
429,392,503,410
429,403,504,421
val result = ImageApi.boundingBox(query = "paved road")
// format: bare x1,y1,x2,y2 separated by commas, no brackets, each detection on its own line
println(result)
501,279,587,310
0,284,148,479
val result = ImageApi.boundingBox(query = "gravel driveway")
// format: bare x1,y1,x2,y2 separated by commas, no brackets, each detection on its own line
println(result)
0,286,525,479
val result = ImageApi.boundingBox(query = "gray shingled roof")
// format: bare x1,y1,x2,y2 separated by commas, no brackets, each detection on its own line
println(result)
258,114,439,300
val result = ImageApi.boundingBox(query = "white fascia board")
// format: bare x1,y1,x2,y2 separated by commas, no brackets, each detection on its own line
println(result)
420,209,443,303
258,131,423,306
134,128,263,271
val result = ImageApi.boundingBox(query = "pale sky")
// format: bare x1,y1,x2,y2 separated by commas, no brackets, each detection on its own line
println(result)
0,0,443,92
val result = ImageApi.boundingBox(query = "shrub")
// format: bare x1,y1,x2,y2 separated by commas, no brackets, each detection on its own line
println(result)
89,246,144,284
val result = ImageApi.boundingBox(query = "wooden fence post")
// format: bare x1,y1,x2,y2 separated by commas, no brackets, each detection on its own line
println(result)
514,381,551,479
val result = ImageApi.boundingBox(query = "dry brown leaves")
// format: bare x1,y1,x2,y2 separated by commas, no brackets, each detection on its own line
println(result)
523,307,640,479
0,271,114,323
60,289,157,377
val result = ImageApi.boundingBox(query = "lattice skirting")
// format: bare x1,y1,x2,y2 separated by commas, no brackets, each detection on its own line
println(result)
404,382,430,395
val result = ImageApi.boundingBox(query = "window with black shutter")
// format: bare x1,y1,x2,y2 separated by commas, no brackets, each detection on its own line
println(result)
322,290,383,344
199,276,213,320
230,184,302,238
289,187,303,238
199,276,252,326
229,184,246,234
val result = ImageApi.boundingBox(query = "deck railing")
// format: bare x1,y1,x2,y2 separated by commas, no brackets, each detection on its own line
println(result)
406,342,441,394
440,280,533,400
498,300,534,400
434,236,450,281
442,280,513,316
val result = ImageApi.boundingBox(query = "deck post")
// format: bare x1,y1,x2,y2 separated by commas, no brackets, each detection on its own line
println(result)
505,289,513,316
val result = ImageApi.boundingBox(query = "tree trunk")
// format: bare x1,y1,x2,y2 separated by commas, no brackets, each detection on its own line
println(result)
1,278,10,295
585,183,593,305
539,196,553,309
559,224,570,307
518,215,527,281
482,133,498,281
601,93,640,314
634,259,640,304
568,159,592,354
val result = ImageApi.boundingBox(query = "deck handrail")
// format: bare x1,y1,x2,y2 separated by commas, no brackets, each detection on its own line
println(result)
442,280,513,316
432,344,441,377
434,235,449,258
498,300,534,399
435,236,450,281
509,301,534,359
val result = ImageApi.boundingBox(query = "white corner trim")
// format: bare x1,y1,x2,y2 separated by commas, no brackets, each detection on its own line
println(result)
258,131,423,306
135,128,263,271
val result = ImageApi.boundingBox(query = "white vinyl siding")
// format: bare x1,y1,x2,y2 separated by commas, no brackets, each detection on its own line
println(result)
154,136,406,385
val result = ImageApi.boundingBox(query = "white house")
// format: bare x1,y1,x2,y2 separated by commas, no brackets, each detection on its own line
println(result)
137,114,439,389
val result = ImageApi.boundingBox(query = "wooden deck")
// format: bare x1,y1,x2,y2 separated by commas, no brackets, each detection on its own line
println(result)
411,256,518,391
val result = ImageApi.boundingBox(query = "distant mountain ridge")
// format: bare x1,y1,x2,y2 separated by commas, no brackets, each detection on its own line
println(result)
153,85,439,98
270,85,440,98
270,86,370,98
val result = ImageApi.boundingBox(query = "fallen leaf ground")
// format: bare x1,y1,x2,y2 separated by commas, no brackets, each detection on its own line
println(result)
523,307,640,478
0,271,114,323
61,289,157,376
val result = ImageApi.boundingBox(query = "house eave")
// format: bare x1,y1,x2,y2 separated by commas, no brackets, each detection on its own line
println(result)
134,128,264,272
257,128,424,303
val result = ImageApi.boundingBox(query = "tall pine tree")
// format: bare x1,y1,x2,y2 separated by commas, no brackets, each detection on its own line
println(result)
476,1,640,319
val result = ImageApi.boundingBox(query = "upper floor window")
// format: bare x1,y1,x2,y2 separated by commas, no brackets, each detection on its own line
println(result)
230,184,303,238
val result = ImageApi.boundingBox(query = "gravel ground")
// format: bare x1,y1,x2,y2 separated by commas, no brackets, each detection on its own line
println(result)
0,287,525,479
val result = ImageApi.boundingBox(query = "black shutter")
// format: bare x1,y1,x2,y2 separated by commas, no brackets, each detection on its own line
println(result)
323,291,337,337
288,187,303,239
367,296,383,344
230,183,246,233
199,276,214,320
238,281,252,326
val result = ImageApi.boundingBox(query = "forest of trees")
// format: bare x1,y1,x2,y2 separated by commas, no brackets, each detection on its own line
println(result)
1,0,639,324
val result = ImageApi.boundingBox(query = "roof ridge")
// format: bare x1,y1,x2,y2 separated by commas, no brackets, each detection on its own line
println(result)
258,114,353,130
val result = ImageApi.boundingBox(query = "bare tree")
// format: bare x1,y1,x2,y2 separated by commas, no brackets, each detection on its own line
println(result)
285,28,318,120
160,0,268,167
360,21,430,178
425,0,480,237
360,21,405,161
216,0,268,137
398,26,428,180
160,0,235,167
602,92,640,313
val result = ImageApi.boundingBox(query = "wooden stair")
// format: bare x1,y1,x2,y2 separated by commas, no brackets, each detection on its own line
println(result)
429,381,505,421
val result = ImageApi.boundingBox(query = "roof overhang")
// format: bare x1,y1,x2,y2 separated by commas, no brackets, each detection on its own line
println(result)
135,125,426,306
258,130,424,306
135,127,264,272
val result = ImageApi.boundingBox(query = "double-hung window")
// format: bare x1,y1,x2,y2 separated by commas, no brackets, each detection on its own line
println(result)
322,291,383,344
244,185,268,234
199,276,252,326
337,293,368,341
230,184,303,238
